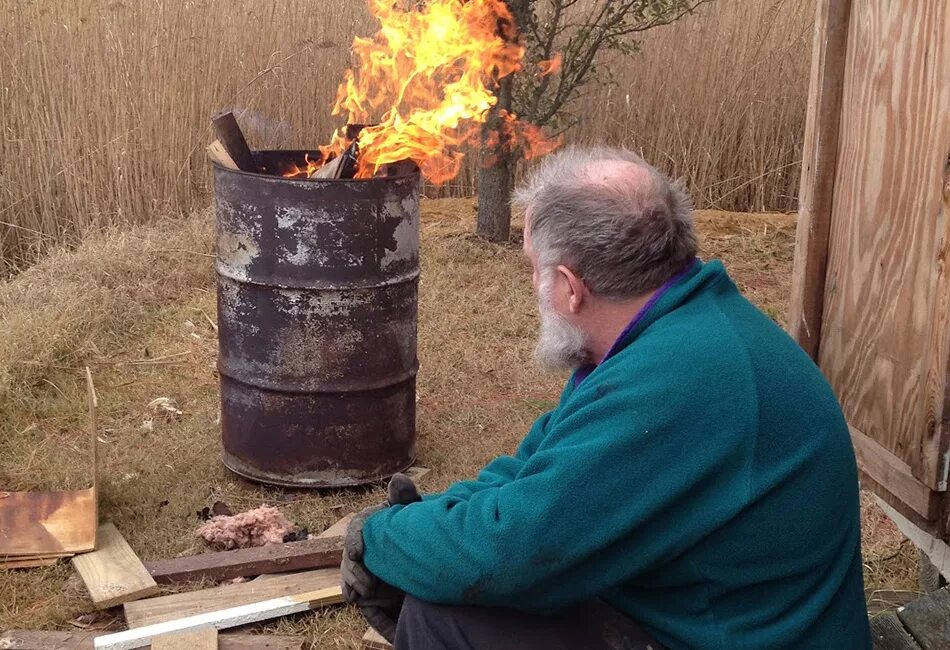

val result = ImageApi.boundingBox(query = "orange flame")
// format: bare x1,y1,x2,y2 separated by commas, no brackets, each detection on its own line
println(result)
309,0,555,182
284,153,322,178
537,52,562,77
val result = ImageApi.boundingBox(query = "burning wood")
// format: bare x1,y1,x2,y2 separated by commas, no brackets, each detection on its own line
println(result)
212,0,557,183
212,111,258,173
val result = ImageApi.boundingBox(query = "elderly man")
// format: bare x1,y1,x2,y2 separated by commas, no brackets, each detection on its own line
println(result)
342,147,871,649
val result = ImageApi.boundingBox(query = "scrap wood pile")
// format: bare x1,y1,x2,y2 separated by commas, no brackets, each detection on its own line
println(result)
0,369,419,649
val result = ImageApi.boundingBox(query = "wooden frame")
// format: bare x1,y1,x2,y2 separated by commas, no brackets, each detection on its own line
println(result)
787,0,852,358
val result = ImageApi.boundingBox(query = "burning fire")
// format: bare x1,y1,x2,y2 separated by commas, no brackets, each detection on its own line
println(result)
294,0,556,182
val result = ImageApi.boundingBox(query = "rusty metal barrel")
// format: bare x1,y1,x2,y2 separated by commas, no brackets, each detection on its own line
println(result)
212,151,419,487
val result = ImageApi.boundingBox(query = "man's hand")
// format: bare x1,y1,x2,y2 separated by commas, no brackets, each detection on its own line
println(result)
341,473,422,642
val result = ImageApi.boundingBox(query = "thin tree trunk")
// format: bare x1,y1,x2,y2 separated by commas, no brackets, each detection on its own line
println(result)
476,75,516,242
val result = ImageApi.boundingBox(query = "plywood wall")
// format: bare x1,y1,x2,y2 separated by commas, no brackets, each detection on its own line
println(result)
816,0,950,493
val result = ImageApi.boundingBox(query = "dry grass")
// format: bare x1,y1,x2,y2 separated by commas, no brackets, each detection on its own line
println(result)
0,0,813,274
0,199,917,644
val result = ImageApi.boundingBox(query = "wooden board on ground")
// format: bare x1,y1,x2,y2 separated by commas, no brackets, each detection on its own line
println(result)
0,630,306,650
897,587,950,650
0,629,98,649
402,466,430,484
143,535,342,586
871,612,923,650
314,514,354,542
123,567,341,628
96,587,339,650
867,590,922,616
0,556,61,570
72,523,160,609
1,552,74,561
0,630,305,650
218,634,305,650
151,625,217,650
361,627,392,650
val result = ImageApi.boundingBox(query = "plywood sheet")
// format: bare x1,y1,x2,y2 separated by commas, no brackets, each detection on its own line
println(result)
817,0,950,491
0,489,97,555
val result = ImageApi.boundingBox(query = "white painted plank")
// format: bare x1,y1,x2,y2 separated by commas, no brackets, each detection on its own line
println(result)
94,586,339,650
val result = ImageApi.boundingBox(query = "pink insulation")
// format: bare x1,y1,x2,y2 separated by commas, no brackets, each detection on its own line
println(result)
195,505,295,550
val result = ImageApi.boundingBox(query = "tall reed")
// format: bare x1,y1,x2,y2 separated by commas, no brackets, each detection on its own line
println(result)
0,0,813,275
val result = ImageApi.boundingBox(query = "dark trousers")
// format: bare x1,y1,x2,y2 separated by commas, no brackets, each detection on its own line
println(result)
393,595,665,650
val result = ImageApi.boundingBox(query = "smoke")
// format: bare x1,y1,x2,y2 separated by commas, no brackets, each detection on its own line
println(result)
223,107,293,149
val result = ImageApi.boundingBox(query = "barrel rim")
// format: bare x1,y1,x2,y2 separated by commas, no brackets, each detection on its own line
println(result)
211,150,421,184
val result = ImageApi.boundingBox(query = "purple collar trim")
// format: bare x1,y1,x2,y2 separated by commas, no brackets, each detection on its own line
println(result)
573,258,700,386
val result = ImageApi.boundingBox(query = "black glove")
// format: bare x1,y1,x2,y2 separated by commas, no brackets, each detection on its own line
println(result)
341,473,422,642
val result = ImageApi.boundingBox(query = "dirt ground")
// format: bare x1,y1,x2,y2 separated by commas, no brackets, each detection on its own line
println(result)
0,199,918,645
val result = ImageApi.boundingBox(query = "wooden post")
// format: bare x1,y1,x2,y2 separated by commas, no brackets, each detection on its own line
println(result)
786,0,852,360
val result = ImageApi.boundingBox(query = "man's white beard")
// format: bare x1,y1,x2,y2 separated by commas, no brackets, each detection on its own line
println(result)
533,292,589,371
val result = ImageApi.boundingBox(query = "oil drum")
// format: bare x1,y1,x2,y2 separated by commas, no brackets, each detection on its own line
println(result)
213,151,418,487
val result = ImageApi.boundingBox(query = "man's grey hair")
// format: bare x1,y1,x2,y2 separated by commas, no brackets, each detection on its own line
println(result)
513,146,698,298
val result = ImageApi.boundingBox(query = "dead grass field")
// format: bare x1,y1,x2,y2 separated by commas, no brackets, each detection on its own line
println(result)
0,200,916,646
0,0,813,275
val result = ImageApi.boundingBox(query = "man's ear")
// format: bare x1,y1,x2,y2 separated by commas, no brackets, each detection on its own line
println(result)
556,264,588,314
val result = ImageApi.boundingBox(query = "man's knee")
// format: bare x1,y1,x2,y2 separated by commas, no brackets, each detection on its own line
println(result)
394,595,458,649
397,594,437,632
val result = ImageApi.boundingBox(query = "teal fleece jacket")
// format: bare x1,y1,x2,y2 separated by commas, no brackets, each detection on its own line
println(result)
363,260,871,649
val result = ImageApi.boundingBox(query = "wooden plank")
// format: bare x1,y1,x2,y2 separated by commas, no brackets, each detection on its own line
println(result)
787,0,853,358
897,587,950,650
151,625,216,650
360,627,391,650
868,590,923,616
0,629,97,649
870,611,922,650
123,568,341,628
72,523,160,609
0,557,60,569
211,112,255,173
403,466,430,484
315,514,354,541
143,535,341,586
86,367,98,529
877,497,950,584
851,428,942,521
206,141,239,171
0,631,304,650
96,587,339,650
816,0,950,493
1,552,73,561
218,634,305,650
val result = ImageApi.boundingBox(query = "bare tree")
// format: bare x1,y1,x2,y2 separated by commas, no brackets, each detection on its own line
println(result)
476,0,713,242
